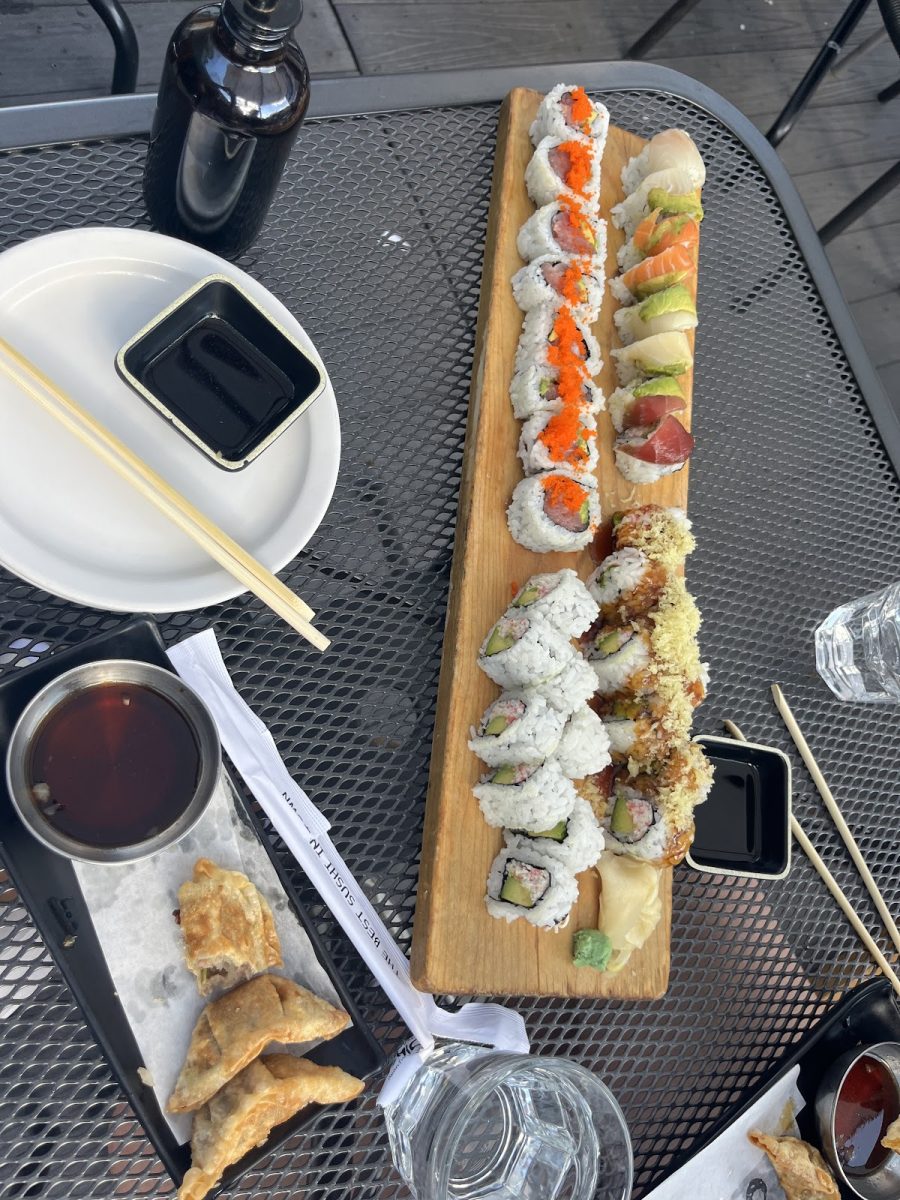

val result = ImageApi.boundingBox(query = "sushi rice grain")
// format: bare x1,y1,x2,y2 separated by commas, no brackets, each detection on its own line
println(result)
474,758,577,829
555,705,611,778
485,846,579,928
504,795,605,874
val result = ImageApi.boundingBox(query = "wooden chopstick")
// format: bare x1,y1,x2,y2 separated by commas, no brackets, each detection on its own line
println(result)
771,683,900,958
723,719,900,999
0,337,329,652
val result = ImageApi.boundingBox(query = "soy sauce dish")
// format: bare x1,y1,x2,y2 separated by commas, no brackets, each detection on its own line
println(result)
5,660,220,864
816,1042,900,1198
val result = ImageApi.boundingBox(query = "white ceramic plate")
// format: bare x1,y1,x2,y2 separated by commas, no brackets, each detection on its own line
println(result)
0,227,340,613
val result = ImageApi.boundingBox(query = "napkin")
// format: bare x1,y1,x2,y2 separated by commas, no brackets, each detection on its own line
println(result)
73,771,342,1144
643,1064,805,1200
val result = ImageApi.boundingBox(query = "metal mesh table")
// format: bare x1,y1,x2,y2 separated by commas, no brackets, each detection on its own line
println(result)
1,62,900,1200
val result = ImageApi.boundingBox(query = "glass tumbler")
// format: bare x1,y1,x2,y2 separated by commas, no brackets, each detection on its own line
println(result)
382,1043,633,1200
815,581,900,702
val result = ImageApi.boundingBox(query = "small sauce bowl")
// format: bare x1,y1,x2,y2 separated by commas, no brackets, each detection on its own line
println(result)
816,1042,900,1198
5,660,220,865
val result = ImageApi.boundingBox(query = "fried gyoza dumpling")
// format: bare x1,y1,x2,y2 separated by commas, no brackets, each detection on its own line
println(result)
168,974,350,1112
748,1131,839,1200
177,1054,364,1200
882,1114,900,1151
179,858,282,996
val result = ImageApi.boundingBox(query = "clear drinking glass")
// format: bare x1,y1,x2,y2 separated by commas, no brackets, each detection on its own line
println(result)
815,581,900,702
382,1043,633,1200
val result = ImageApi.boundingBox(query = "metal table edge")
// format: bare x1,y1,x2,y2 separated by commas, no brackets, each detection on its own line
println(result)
1,59,896,477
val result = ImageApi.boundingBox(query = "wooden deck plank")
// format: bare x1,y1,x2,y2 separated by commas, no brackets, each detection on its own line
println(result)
0,0,357,106
824,221,900,304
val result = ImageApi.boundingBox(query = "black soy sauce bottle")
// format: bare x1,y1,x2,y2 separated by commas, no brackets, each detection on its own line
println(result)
142,0,310,258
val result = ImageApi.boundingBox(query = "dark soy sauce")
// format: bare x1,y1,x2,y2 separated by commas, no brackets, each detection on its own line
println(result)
691,761,760,867
27,683,200,848
835,1055,900,1175
144,316,294,457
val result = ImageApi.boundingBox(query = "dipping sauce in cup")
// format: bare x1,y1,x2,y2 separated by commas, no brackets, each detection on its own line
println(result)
6,660,220,864
834,1053,900,1175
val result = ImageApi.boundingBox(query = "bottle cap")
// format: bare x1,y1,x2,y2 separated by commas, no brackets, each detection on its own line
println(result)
220,0,303,47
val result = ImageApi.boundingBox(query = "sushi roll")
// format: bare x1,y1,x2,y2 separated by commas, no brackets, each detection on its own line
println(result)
510,364,605,420
508,568,599,638
507,471,600,554
595,690,693,765
477,612,577,688
529,84,610,148
515,303,603,379
587,547,668,622
505,795,604,874
608,378,685,433
468,691,566,767
517,198,606,263
532,656,599,714
621,129,706,194
584,624,652,695
612,243,697,305
518,406,599,477
595,743,714,866
474,758,577,830
485,847,579,928
554,705,611,778
613,505,695,569
612,331,693,385
525,135,601,208
613,284,697,345
611,167,702,237
511,255,605,322
614,417,695,484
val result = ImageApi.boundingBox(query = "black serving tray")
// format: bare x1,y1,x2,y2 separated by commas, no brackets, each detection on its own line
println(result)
0,617,384,1192
667,978,900,1197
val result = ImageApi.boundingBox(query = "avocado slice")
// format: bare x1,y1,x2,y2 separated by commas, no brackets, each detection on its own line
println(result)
610,794,635,836
512,584,541,608
484,713,512,737
633,270,692,299
647,188,704,221
491,764,519,785
500,875,535,908
577,498,591,527
638,284,696,321
646,212,695,252
596,630,624,657
485,626,515,655
531,818,568,842
632,376,683,399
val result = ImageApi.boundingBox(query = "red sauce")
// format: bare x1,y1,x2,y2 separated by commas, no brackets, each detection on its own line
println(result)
27,682,200,848
834,1055,899,1175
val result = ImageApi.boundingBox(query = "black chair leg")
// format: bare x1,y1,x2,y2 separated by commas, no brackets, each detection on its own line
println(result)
87,0,139,94
766,0,873,147
818,161,900,244
878,77,900,102
625,0,704,59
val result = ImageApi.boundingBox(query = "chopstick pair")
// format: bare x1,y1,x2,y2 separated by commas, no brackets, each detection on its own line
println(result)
724,694,900,998
0,336,329,653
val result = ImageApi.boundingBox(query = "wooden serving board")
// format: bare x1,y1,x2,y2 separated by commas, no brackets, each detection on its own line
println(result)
410,88,696,998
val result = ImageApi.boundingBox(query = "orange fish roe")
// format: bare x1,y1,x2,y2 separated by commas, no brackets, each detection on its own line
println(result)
557,193,596,248
542,473,587,516
557,140,594,198
559,259,591,306
539,406,595,465
568,87,594,133
557,363,587,408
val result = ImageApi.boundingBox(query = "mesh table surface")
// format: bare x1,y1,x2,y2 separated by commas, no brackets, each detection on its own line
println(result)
1,87,900,1199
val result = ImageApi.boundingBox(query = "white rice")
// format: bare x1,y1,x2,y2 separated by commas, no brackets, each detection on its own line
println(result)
485,846,579,928
533,657,598,714
518,408,599,477
468,691,566,767
477,613,578,688
602,718,636,756
554,706,611,778
509,365,605,420
617,240,644,273
511,254,605,323
507,472,600,554
609,274,635,305
614,439,686,485
525,134,601,208
474,758,577,829
507,569,599,637
586,629,650,694
604,796,673,864
587,548,650,609
515,303,603,379
504,795,605,874
529,83,610,149
517,202,607,267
